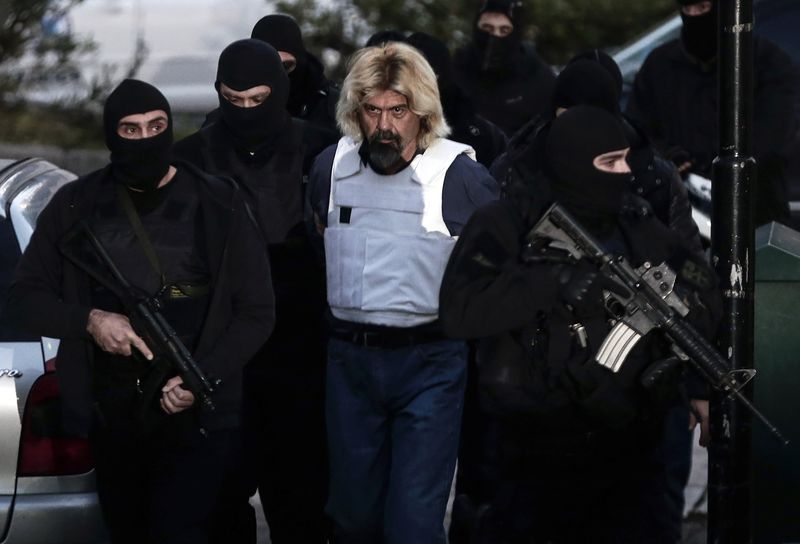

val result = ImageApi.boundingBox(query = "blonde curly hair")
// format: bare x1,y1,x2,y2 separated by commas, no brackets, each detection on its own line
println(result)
336,41,450,150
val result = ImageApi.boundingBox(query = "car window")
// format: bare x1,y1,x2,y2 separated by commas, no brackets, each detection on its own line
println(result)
0,218,36,341
0,161,74,342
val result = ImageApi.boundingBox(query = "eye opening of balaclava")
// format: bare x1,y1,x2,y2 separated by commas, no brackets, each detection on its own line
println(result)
251,14,309,110
545,105,631,219
473,0,525,75
103,78,173,192
216,38,290,149
677,0,718,62
551,59,622,118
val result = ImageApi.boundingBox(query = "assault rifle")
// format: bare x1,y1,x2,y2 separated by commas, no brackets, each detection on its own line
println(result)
60,220,218,412
527,203,787,445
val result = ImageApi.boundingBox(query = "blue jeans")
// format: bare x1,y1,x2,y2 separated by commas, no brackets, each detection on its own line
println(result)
325,337,468,544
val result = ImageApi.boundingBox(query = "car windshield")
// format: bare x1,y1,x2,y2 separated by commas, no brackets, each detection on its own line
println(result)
0,160,75,341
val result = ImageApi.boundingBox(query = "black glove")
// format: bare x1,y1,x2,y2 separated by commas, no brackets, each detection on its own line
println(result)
554,258,622,314
639,356,682,389
664,145,694,176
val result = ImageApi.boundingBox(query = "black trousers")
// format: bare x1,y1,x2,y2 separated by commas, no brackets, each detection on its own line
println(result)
469,417,674,544
211,316,329,544
90,413,240,544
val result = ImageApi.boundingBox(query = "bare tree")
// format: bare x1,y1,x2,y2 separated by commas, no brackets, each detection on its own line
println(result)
0,0,91,102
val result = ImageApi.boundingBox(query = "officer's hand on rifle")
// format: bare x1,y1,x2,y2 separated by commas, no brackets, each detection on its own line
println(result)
665,145,694,176
689,398,710,448
86,308,154,360
160,376,195,414
555,258,623,314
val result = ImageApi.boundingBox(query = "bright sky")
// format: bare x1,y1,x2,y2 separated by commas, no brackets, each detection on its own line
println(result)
67,0,274,110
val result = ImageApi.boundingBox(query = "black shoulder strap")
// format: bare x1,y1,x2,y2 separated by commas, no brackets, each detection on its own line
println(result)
115,182,209,297
115,183,165,286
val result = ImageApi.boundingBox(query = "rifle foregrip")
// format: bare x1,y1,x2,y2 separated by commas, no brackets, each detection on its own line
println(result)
667,318,787,444
665,318,732,386
134,309,217,411
181,369,216,411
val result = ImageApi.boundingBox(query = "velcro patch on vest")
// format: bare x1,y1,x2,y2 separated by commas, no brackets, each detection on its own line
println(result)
334,182,425,214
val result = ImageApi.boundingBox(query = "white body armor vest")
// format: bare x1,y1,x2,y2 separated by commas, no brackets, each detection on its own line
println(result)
325,136,476,327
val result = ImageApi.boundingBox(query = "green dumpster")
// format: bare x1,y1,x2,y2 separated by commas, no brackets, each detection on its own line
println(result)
753,221,800,543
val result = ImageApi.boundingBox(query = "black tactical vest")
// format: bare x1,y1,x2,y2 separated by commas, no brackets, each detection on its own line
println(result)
197,119,325,321
88,171,211,393
199,120,306,246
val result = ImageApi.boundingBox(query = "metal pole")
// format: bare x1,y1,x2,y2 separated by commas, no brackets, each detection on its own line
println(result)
709,0,755,542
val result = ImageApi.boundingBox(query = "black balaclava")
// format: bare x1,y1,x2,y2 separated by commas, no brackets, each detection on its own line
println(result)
216,39,290,149
103,78,173,192
551,60,621,117
365,30,407,48
251,14,309,112
406,32,464,118
678,0,718,62
567,50,623,98
545,105,631,219
472,0,524,75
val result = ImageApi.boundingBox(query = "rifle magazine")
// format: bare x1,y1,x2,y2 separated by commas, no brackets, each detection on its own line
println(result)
595,321,642,372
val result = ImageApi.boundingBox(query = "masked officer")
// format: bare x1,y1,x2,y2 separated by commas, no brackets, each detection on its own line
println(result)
406,32,508,168
172,39,329,543
492,55,702,252
453,0,555,137
483,55,707,544
251,13,340,140
6,79,274,544
440,105,720,543
306,41,499,543
626,0,797,226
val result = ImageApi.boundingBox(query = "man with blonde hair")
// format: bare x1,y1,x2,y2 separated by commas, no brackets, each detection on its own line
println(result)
306,41,499,543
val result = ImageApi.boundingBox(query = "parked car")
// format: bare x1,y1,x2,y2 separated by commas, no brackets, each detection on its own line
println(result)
612,0,800,235
0,158,108,543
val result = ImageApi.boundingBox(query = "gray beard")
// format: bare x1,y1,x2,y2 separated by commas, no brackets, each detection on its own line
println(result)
368,141,407,174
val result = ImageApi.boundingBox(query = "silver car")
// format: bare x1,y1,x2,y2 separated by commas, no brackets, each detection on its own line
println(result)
0,158,107,543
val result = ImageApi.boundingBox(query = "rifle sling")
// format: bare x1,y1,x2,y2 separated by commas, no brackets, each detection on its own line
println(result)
115,184,208,298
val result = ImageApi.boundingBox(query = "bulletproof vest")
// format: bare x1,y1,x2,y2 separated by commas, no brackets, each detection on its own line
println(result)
198,120,305,247
89,171,210,354
325,136,475,327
